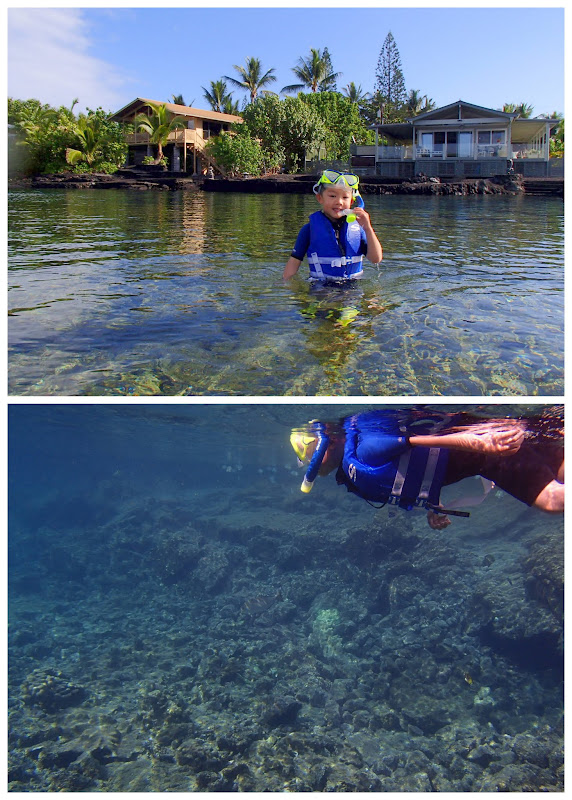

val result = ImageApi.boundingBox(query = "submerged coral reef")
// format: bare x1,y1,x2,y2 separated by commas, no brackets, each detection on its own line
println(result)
8,476,563,791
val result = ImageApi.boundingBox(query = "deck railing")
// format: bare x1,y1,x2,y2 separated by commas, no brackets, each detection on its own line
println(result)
374,144,516,161
372,143,546,161
125,129,211,148
415,144,509,160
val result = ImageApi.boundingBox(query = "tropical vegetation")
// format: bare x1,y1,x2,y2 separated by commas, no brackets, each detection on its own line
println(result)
8,30,564,178
224,57,277,103
8,97,127,175
133,101,188,164
282,48,341,94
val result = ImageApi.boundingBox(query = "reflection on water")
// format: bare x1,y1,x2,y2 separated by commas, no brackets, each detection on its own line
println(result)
8,190,564,396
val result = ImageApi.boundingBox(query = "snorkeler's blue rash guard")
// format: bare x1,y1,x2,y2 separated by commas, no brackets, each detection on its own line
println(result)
291,214,368,261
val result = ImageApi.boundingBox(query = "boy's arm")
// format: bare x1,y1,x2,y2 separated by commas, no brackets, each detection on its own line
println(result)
353,208,383,264
283,256,302,279
284,223,309,279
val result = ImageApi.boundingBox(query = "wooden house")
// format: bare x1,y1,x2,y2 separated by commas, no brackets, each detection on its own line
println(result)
110,98,242,174
352,100,561,179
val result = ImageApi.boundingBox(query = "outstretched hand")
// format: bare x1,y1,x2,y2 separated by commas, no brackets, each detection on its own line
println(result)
467,425,525,456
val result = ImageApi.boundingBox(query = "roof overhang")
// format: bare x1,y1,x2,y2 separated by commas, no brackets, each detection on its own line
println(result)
511,117,561,140
110,97,242,124
371,115,561,144
369,122,413,141
409,99,515,124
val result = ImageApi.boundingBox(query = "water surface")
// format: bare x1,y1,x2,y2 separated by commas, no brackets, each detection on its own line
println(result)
8,190,564,395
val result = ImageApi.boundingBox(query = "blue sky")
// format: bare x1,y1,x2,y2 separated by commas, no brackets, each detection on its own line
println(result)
8,6,565,118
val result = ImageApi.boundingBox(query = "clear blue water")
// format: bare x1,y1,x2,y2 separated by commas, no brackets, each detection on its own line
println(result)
8,404,563,791
8,190,564,396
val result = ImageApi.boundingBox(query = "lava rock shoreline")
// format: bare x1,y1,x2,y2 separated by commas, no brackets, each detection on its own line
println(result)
8,169,539,196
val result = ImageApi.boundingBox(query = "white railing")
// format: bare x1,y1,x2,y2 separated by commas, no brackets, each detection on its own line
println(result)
368,142,548,162
377,145,413,160
511,144,547,160
415,144,508,159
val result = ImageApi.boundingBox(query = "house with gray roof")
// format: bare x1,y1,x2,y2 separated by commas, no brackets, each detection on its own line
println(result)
352,100,561,179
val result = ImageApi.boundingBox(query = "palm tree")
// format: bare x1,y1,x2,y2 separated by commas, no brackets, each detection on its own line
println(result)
503,102,534,118
422,96,436,113
342,82,370,105
202,80,233,113
133,101,188,164
65,113,104,167
282,48,342,94
222,96,241,116
405,89,426,116
224,57,276,103
15,102,59,143
404,90,436,117
171,94,185,106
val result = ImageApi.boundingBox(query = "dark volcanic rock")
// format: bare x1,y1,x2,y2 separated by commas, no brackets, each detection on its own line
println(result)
21,670,88,713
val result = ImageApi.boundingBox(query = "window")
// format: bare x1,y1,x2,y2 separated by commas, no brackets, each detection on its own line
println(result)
478,130,505,144
459,132,472,157
446,131,458,157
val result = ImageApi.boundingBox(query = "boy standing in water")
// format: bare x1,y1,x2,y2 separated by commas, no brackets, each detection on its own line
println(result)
283,170,383,281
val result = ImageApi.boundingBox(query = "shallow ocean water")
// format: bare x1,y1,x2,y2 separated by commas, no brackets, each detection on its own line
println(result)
8,404,563,791
8,190,564,396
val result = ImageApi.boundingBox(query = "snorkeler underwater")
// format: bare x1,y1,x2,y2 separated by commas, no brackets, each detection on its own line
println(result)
290,407,564,526
8,404,563,791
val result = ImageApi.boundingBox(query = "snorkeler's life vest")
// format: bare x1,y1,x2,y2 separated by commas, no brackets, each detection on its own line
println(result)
337,425,450,511
307,210,364,280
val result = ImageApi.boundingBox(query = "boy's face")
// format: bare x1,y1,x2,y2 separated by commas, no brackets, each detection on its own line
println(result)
316,186,353,221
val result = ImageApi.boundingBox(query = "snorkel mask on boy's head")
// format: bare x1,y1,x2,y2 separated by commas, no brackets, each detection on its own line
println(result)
313,170,364,208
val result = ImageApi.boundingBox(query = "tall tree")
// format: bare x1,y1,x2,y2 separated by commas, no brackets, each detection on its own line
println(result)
404,89,426,116
202,80,233,113
282,48,342,94
133,101,187,164
224,57,276,103
320,48,338,92
404,89,435,117
342,82,371,107
374,32,407,120
222,95,241,116
171,94,186,106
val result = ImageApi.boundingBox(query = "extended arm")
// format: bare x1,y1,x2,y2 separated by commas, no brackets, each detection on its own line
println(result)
410,425,525,456
283,256,302,280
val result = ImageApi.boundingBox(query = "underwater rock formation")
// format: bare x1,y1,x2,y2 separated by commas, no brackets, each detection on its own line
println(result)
22,670,88,713
8,482,563,792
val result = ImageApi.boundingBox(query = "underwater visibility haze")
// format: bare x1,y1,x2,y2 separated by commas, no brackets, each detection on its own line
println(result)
8,190,564,396
8,404,563,791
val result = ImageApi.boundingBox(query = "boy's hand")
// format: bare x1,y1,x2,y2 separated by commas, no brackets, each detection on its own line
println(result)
351,207,372,230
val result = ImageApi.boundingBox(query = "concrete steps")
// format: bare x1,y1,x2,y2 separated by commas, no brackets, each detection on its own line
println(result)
521,178,564,197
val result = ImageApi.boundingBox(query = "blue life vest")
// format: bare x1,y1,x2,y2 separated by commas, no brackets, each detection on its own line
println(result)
307,211,364,280
338,423,449,511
